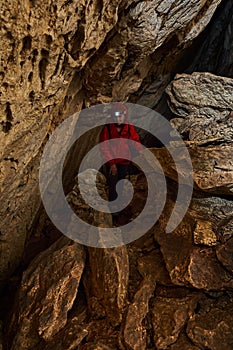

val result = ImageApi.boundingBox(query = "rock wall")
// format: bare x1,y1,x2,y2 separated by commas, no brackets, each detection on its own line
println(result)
5,72,233,349
1,1,233,349
1,0,229,286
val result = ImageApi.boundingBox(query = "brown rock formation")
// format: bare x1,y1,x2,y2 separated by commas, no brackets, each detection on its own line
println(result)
0,0,229,285
1,1,233,349
6,237,86,349
186,295,233,350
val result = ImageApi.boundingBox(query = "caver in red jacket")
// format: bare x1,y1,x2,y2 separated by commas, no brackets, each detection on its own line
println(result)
99,117,142,166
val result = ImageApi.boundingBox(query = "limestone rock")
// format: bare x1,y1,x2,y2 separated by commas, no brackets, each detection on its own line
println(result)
216,237,233,274
189,145,233,195
109,0,222,101
167,332,200,350
174,111,233,143
7,237,86,350
0,0,78,283
193,220,218,246
152,294,200,349
43,306,88,350
67,167,129,330
0,0,119,284
121,249,172,349
122,278,155,350
1,0,233,349
80,341,117,350
122,250,164,349
166,72,233,118
154,193,233,290
187,295,233,350
67,168,112,230
85,245,129,326
78,320,119,349
190,197,233,244
137,249,172,286
0,0,227,286
167,73,233,147
154,206,194,286
185,247,233,290
149,144,233,195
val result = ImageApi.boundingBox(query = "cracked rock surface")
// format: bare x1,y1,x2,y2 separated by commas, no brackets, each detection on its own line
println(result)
1,1,233,349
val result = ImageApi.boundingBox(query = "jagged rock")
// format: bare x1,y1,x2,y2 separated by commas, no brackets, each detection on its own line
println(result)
172,111,233,143
154,204,194,286
80,342,117,350
42,304,88,350
216,237,233,274
154,192,233,290
190,197,233,245
109,0,222,101
166,73,233,155
151,293,200,349
7,237,86,350
137,249,172,285
122,277,155,350
67,167,129,335
67,168,128,325
78,320,119,349
185,247,233,290
189,145,233,195
166,72,233,118
67,169,111,229
149,144,233,195
186,295,233,350
0,0,118,282
193,220,218,246
66,168,125,248
1,1,233,349
0,155,42,287
121,249,165,350
121,249,172,349
167,332,200,350
0,0,225,284
0,0,80,283
85,246,129,326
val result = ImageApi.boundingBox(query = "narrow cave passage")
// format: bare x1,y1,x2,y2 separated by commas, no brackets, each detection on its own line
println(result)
0,0,233,349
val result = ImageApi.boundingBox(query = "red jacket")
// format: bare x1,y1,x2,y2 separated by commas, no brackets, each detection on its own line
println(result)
99,120,142,166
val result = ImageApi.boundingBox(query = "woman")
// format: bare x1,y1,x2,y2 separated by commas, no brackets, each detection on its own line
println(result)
99,102,142,222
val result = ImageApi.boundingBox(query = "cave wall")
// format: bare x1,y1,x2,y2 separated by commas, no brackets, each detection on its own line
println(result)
3,70,233,350
0,1,233,348
1,0,230,286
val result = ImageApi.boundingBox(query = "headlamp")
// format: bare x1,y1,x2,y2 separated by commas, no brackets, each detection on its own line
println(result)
114,111,126,117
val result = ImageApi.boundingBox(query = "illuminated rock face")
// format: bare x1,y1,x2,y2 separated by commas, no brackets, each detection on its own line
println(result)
1,0,231,284
1,0,233,349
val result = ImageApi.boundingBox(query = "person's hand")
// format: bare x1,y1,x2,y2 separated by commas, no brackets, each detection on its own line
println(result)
110,164,117,176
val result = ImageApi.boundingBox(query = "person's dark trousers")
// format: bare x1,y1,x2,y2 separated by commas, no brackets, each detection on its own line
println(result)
107,163,129,213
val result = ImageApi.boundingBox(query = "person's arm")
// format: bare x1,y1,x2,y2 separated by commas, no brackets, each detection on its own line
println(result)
99,125,116,167
129,124,143,153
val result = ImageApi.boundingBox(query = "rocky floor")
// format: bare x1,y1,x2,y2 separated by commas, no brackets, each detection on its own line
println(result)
2,164,232,349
